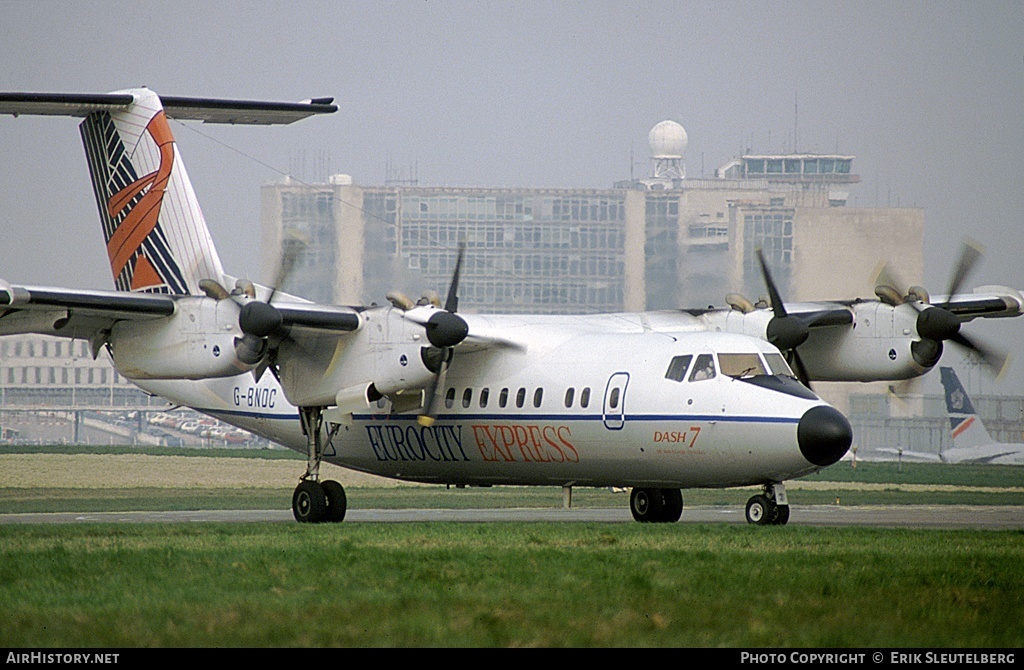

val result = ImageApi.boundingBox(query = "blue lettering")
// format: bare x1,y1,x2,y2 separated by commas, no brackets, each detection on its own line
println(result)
364,423,470,462
366,426,388,460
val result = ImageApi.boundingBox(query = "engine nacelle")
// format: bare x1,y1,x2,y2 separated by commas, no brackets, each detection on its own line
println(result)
701,301,933,382
798,302,928,381
109,297,255,380
278,306,439,407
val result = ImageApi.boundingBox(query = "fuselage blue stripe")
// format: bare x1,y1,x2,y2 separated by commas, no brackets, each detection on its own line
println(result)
350,412,800,424
199,407,801,425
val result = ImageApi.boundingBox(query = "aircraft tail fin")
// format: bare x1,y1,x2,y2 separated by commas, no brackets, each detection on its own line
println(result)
0,89,337,295
79,89,221,294
939,366,993,453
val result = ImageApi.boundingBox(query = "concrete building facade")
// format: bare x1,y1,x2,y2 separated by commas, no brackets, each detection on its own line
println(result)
259,129,923,320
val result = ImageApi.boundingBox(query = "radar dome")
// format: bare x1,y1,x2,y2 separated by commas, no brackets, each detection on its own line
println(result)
649,120,688,159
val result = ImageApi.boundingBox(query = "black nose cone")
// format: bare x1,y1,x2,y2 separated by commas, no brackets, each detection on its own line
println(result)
798,405,853,467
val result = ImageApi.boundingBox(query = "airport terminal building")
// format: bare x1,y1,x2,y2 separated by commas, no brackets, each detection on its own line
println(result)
260,121,922,319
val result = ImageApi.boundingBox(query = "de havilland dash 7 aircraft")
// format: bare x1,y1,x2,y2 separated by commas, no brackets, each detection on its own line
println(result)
0,89,1021,526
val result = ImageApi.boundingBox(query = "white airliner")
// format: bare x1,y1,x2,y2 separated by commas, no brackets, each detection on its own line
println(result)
0,89,1019,525
938,367,1024,465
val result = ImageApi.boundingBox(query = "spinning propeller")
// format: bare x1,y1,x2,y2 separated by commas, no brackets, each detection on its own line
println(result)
232,232,308,379
875,240,1007,375
756,248,812,387
417,244,469,427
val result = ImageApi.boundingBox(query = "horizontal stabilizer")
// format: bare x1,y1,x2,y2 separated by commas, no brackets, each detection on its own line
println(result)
0,92,337,125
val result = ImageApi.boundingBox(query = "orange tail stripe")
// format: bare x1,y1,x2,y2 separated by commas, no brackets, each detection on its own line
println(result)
105,112,176,279
129,253,164,290
951,416,974,438
108,170,158,219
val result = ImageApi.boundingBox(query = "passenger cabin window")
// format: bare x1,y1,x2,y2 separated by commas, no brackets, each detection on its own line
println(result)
479,388,490,408
499,388,509,408
534,388,544,408
688,354,717,381
580,387,591,408
719,353,767,378
462,388,473,408
516,387,526,408
609,387,620,409
665,355,693,382
564,387,575,408
764,353,794,377
445,388,456,408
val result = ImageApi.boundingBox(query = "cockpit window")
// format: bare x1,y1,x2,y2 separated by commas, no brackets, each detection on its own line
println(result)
688,354,717,381
719,353,767,379
764,352,795,377
665,355,693,382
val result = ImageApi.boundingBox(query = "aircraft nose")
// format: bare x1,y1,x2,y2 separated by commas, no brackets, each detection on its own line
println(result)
798,405,853,467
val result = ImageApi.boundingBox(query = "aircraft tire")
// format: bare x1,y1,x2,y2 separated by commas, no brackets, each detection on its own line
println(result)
660,488,683,523
630,487,665,522
745,495,775,525
772,504,790,526
320,479,347,523
293,480,327,523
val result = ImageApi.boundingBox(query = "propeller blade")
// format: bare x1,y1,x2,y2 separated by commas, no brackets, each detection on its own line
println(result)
756,247,810,359
418,243,468,427
941,239,984,307
789,348,812,389
418,348,451,427
267,230,309,304
872,261,907,297
949,331,1008,377
756,248,787,319
445,243,465,313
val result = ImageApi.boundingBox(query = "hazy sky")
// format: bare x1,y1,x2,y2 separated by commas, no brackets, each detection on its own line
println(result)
0,0,1022,395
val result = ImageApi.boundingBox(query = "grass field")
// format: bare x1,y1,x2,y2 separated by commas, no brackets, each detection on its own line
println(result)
1,446,1022,647
2,522,1023,647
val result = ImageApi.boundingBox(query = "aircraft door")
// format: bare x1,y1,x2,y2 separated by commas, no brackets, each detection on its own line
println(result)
603,372,630,430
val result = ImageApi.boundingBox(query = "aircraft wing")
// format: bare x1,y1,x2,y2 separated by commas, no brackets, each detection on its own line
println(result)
782,303,856,328
928,286,1024,321
0,92,337,125
0,283,175,340
790,286,1024,326
0,282,361,343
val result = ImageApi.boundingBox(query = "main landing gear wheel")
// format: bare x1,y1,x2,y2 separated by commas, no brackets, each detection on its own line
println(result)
320,479,347,523
292,406,348,524
630,487,683,523
293,479,327,523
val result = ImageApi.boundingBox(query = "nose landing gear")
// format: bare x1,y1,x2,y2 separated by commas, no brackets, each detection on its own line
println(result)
745,482,790,525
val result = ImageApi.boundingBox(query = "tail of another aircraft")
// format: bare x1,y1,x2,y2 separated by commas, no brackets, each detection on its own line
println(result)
79,88,223,295
939,366,993,452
